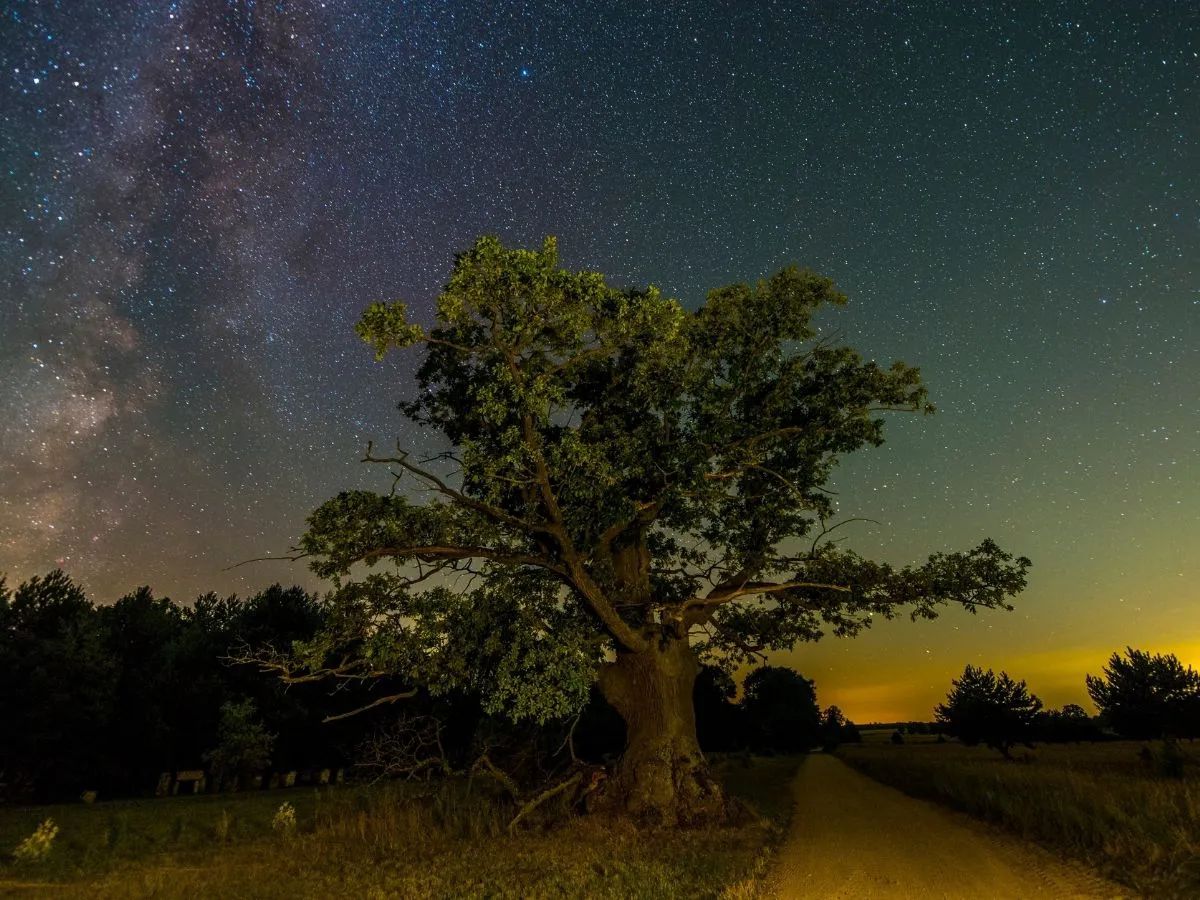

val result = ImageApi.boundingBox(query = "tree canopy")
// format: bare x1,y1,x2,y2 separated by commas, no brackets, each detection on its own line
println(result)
1087,648,1200,739
935,664,1043,757
263,236,1031,823
741,666,821,752
285,237,1029,698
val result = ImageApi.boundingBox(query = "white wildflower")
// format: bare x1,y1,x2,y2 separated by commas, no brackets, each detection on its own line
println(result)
272,801,297,835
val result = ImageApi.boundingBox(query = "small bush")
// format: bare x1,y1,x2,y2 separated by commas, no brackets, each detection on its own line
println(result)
1156,736,1185,779
13,819,59,863
272,802,297,835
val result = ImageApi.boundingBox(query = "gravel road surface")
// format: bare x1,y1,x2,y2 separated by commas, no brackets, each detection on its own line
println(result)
771,754,1126,899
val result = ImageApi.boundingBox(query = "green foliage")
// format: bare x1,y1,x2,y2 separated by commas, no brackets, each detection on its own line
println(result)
935,665,1043,757
204,700,275,785
1086,647,1200,739
356,300,426,360
293,235,1031,725
290,570,599,725
12,819,58,863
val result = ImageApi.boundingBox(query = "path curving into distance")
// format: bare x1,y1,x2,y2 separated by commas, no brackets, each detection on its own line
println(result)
771,754,1126,899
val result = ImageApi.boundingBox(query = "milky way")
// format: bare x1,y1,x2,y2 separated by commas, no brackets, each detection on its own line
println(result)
2,1,1197,718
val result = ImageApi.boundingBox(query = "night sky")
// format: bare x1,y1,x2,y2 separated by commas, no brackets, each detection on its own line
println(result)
3,1,1197,721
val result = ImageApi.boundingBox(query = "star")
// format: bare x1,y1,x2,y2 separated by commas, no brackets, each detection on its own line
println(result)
0,0,1196,722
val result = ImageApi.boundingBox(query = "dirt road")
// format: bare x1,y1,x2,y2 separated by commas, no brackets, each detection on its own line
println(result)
770,754,1125,899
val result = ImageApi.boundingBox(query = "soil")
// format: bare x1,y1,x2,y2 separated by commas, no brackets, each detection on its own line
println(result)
770,754,1127,899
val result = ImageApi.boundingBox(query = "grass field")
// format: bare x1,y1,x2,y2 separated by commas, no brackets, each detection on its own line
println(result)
839,739,1200,897
0,755,801,898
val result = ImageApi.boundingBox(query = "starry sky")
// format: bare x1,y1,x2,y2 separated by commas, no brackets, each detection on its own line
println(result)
2,1,1197,722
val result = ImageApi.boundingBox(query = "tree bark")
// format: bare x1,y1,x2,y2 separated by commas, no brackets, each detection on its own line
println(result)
593,635,731,826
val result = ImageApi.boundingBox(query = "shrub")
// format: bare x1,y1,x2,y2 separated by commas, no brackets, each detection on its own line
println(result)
272,802,298,835
204,699,275,789
13,819,59,862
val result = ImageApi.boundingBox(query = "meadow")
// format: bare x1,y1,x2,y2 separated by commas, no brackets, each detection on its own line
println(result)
0,755,800,899
840,738,1200,897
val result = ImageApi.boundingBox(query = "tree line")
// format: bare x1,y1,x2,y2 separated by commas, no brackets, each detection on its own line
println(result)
0,569,855,804
935,649,1200,758
0,570,351,802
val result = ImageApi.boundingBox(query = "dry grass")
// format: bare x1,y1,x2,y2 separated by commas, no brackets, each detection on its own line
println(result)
0,756,801,898
839,739,1200,897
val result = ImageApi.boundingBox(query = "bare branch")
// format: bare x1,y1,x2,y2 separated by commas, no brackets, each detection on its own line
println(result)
223,550,309,571
592,499,661,559
356,715,451,779
470,753,521,799
686,577,852,611
363,440,553,538
507,771,583,834
808,517,880,556
337,542,570,578
324,690,418,723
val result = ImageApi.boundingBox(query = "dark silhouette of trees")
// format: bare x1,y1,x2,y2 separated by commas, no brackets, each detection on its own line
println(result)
97,587,188,793
935,665,1043,758
742,666,821,753
1087,648,1200,739
820,705,846,751
0,571,115,801
819,705,861,750
1033,703,1103,743
693,665,744,753
259,236,1030,825
0,564,840,804
0,571,339,802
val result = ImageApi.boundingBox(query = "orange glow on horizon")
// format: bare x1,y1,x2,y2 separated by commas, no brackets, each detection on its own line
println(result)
772,638,1200,725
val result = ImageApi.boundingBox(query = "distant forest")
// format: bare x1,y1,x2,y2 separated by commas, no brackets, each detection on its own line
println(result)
3,569,1196,803
0,569,852,803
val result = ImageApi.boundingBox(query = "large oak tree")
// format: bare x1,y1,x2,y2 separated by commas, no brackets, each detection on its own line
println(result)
279,237,1030,825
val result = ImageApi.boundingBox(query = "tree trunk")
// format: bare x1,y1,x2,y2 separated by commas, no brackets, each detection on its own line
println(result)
594,635,731,826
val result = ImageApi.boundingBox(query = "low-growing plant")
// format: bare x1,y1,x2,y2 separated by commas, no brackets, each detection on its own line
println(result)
1154,735,1185,779
13,818,59,863
271,802,297,835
